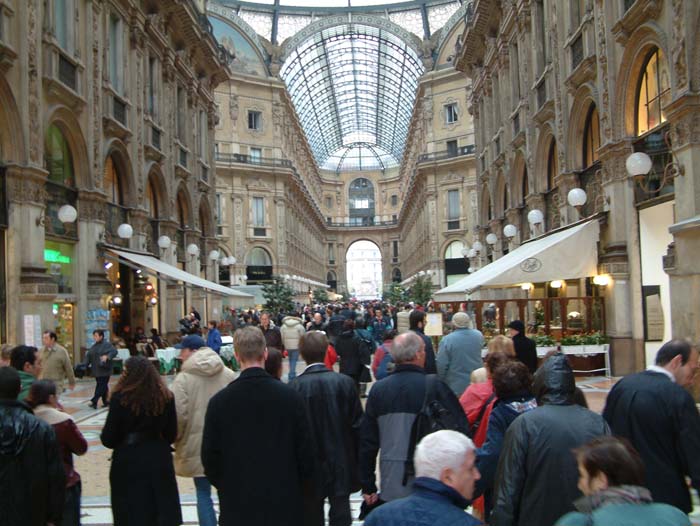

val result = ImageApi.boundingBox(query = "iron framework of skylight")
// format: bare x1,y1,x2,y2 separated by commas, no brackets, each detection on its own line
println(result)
280,24,424,172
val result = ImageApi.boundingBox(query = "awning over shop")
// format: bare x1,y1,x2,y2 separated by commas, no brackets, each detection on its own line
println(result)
434,219,600,302
107,249,254,300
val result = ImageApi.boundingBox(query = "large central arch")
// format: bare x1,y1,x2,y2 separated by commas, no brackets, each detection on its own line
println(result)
346,240,383,300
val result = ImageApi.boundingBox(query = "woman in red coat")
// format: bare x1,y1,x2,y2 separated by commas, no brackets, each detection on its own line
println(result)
27,380,88,526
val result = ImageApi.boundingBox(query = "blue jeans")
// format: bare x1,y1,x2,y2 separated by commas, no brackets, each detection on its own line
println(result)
288,349,299,380
194,476,217,526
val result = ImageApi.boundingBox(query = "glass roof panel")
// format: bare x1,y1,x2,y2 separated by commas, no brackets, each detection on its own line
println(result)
237,9,274,40
427,2,460,33
280,23,423,171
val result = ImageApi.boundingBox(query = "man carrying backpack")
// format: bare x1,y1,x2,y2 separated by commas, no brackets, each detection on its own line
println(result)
359,332,468,506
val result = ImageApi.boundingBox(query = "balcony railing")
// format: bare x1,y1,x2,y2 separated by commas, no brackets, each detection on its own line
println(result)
113,96,127,127
632,125,674,204
151,126,161,151
326,218,398,228
417,144,475,163
179,147,188,169
215,152,293,168
58,54,77,91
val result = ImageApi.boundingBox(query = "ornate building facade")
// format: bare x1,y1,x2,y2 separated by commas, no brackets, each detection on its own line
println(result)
455,0,700,373
0,0,228,356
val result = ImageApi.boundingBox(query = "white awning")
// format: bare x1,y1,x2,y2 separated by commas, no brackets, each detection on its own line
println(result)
434,219,600,302
108,249,254,299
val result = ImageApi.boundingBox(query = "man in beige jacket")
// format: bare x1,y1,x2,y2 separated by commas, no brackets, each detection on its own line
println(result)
171,334,236,526
39,331,75,392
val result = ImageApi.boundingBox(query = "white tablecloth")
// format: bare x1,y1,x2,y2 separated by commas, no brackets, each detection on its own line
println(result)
116,349,130,361
156,348,179,373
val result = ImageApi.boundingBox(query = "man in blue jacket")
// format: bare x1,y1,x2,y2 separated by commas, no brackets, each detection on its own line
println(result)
365,429,481,525
206,320,222,354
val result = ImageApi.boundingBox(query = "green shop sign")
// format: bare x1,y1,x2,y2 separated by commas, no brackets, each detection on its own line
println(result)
44,249,71,264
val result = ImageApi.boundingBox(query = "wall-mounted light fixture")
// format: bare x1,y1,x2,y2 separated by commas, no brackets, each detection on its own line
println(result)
36,204,78,227
626,132,684,194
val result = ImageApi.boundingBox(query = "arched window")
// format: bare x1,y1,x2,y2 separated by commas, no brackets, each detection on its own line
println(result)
501,184,508,216
103,156,123,205
177,193,188,228
582,104,600,168
392,268,402,283
348,178,375,226
444,240,465,259
521,167,529,204
636,48,670,136
327,270,338,290
146,180,158,218
246,247,272,266
199,205,211,238
547,140,558,191
45,125,75,187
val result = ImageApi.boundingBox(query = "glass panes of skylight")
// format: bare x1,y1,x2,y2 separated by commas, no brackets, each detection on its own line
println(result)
389,9,425,38
276,14,314,43
280,23,423,172
427,1,460,33
237,9,273,40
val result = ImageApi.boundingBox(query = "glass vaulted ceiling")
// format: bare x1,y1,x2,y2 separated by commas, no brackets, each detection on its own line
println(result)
280,24,424,172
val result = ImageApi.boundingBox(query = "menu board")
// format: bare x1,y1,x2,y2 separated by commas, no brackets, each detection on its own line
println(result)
424,312,444,336
23,314,42,347
85,309,110,347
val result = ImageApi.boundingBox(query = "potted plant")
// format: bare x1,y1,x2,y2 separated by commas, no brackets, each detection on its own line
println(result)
560,334,585,354
535,334,557,357
581,332,609,354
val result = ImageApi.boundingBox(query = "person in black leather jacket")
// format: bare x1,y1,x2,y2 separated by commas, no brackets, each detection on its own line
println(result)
0,366,65,526
289,331,363,526
490,353,610,526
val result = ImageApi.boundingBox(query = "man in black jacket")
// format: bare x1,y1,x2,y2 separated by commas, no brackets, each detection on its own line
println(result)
507,320,538,374
491,353,609,526
84,329,117,409
0,366,65,526
202,326,316,526
290,331,363,526
603,339,700,513
360,332,468,505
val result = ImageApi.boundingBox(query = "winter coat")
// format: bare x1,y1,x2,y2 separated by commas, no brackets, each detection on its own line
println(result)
261,324,284,351
412,329,437,374
359,365,469,502
84,340,117,377
281,317,306,350
474,394,537,520
326,315,346,341
17,371,36,401
603,369,700,512
372,341,394,380
335,330,370,379
460,378,496,446
396,310,411,333
289,363,363,496
39,343,75,391
101,393,181,526
512,333,538,374
171,348,235,478
490,354,610,526
202,367,317,526
0,400,65,526
555,485,690,526
364,477,481,526
206,327,222,353
371,318,391,343
437,328,484,395
33,404,88,488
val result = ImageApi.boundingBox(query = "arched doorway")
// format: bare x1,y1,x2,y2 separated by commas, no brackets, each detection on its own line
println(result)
246,247,273,284
326,270,337,291
346,240,382,300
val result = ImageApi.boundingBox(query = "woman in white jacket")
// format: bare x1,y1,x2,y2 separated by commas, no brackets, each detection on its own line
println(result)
280,316,306,380
171,334,236,526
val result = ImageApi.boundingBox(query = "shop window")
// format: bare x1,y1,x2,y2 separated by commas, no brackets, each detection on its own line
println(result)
44,240,74,293
636,48,671,136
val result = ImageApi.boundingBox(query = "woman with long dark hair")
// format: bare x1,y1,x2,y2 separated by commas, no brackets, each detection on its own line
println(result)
27,380,88,526
101,356,181,526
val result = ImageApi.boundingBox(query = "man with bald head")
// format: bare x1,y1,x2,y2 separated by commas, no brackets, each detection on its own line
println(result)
360,332,468,506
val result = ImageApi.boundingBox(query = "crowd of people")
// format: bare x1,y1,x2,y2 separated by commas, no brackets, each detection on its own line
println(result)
0,300,699,526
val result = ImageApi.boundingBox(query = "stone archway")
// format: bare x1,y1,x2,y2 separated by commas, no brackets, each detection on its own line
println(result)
346,240,383,300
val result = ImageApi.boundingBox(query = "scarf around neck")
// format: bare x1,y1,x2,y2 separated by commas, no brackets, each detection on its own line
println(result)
575,485,653,514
